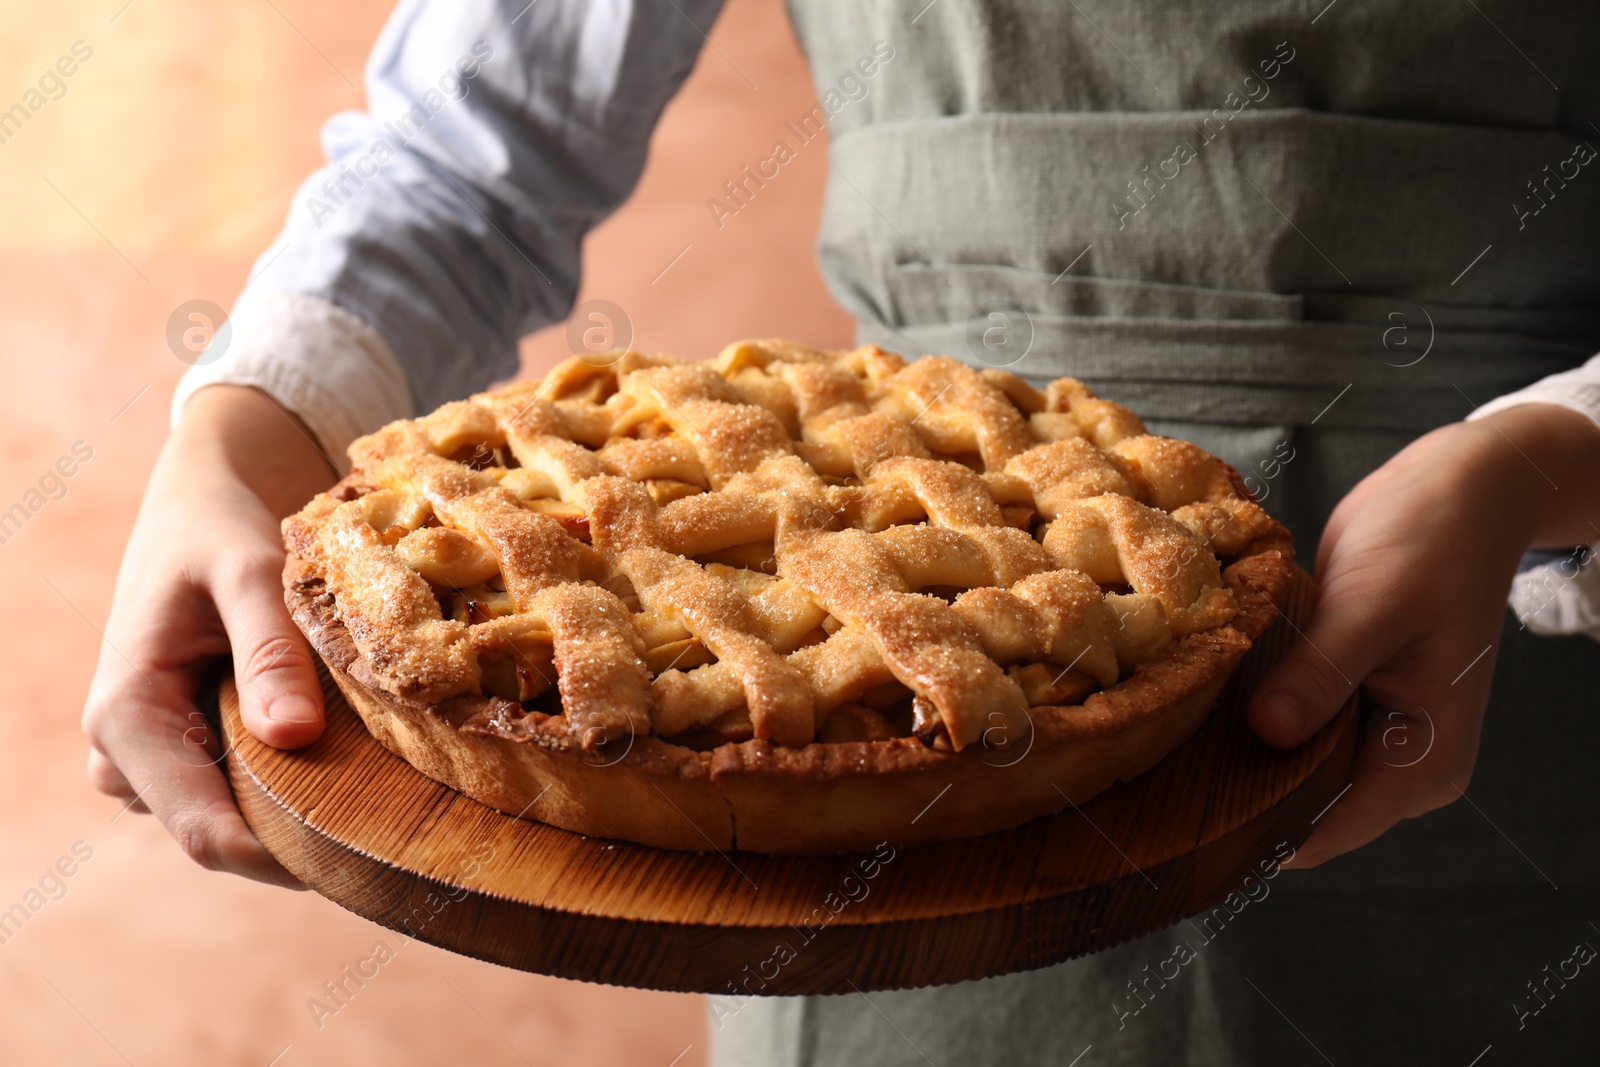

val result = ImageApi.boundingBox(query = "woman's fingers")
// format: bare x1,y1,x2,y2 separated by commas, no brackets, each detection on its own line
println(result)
104,695,306,889
87,746,140,804
1245,569,1402,749
1284,748,1429,869
83,651,307,889
1284,694,1484,869
83,525,314,888
80,385,339,887
131,744,306,890
212,553,326,750
1246,418,1531,869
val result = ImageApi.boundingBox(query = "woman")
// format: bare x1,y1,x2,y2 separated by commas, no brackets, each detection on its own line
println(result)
83,1,1600,1061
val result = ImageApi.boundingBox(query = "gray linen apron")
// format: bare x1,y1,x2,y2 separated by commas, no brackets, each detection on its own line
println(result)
713,4,1600,1063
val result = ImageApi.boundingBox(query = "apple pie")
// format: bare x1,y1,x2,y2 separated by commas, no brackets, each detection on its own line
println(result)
282,339,1293,853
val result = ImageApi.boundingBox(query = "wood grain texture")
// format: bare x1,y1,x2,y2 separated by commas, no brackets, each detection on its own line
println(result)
222,565,1358,995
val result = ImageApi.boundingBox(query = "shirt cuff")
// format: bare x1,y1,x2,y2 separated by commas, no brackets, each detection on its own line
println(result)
1467,352,1600,645
1509,547,1600,642
168,291,413,474
1466,357,1600,434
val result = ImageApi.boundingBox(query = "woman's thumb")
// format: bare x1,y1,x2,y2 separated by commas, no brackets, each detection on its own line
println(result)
215,563,325,749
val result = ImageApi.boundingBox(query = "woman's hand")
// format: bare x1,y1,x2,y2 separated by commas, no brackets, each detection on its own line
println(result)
82,384,337,886
1247,403,1600,868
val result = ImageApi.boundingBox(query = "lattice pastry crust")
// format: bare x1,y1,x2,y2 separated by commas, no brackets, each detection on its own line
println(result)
283,340,1294,853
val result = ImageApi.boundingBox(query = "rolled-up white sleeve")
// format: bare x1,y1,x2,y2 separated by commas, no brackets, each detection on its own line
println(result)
171,0,723,461
169,291,412,472
1470,352,1600,641
1470,352,1600,432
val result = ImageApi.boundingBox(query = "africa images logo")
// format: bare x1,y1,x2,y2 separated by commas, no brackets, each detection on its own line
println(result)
705,41,895,230
1112,41,1296,229
0,40,94,148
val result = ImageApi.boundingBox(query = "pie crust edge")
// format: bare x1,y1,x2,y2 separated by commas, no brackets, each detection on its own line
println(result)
282,518,1292,855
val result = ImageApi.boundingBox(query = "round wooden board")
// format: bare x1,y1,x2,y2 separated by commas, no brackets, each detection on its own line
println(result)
221,565,1358,995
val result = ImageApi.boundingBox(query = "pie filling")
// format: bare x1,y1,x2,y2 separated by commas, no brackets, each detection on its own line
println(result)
284,340,1279,755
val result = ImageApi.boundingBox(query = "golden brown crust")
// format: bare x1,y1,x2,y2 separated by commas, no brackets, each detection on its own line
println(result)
286,537,1286,852
279,339,1294,853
